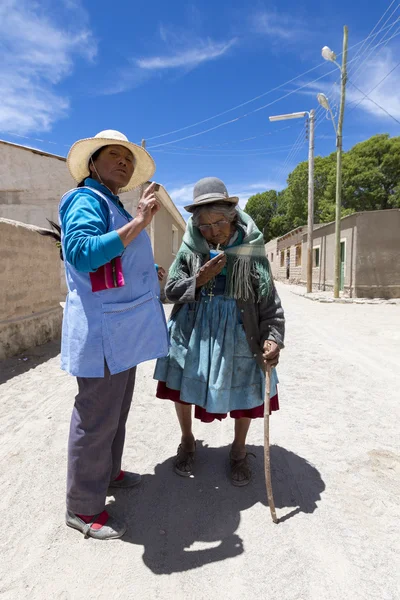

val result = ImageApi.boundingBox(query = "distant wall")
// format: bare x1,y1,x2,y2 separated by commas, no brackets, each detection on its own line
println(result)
0,142,74,227
276,229,304,283
304,216,357,295
153,206,184,287
0,141,144,229
0,219,62,359
355,209,400,298
265,239,278,279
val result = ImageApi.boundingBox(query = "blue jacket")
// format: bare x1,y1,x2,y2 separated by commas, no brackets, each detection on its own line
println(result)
59,184,169,377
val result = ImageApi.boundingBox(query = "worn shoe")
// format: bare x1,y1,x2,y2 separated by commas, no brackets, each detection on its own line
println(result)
66,511,126,540
174,444,196,477
108,470,142,489
229,452,256,487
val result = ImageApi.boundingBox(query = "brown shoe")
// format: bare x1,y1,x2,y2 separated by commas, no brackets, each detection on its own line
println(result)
174,443,196,477
229,452,256,487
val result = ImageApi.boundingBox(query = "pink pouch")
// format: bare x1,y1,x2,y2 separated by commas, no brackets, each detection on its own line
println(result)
89,257,125,292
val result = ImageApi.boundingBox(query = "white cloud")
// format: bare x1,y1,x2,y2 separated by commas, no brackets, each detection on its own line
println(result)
137,39,236,70
297,48,400,123
169,180,285,218
249,10,306,41
346,49,400,121
234,181,285,209
103,26,237,95
0,0,96,134
169,183,195,219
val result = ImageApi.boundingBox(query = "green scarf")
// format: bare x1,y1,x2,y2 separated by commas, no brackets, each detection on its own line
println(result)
169,208,272,301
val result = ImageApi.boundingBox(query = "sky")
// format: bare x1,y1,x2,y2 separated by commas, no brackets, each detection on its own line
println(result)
1,0,400,216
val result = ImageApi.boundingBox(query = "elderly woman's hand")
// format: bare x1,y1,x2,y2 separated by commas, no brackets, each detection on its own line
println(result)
136,182,161,227
263,340,280,367
196,253,227,288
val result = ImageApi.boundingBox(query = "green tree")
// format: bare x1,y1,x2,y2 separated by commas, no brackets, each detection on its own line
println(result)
245,134,400,241
244,190,279,241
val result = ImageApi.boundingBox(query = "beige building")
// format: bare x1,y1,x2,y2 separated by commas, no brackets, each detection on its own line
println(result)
0,219,62,360
0,140,186,281
265,209,400,298
0,140,186,358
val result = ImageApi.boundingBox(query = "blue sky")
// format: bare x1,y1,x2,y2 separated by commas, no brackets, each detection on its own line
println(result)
1,0,400,215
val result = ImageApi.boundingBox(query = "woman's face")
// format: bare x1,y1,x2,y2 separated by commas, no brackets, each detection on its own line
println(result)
196,210,233,247
90,145,134,192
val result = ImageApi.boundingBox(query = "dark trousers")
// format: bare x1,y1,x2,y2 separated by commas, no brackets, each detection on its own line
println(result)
66,364,136,515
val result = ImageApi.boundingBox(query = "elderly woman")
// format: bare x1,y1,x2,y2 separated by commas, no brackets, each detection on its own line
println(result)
154,177,285,486
57,130,168,540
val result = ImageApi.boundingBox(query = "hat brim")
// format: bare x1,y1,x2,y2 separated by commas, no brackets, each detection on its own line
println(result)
184,196,239,213
67,137,155,193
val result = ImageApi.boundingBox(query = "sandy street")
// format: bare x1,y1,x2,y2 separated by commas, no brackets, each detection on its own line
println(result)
0,283,399,600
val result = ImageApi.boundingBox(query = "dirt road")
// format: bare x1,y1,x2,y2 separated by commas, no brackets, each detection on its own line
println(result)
1,283,399,600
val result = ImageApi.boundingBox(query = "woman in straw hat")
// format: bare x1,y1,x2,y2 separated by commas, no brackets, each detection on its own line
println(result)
58,130,169,539
155,177,285,486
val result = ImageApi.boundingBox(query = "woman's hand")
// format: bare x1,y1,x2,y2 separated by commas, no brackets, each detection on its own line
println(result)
136,182,161,228
195,253,227,288
263,340,280,367
157,266,166,281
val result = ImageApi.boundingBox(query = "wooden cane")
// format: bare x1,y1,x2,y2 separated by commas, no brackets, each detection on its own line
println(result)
264,365,278,523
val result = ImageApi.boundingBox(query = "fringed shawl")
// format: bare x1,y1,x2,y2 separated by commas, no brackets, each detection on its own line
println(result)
169,208,272,301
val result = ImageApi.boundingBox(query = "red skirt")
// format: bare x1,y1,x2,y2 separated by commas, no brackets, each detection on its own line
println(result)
156,381,279,423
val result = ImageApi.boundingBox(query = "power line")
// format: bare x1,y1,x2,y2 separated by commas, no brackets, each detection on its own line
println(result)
348,1,398,77
165,124,296,150
163,142,303,154
348,72,400,125
350,13,400,84
147,30,400,150
147,68,340,149
146,19,400,143
151,146,302,158
3,14,400,158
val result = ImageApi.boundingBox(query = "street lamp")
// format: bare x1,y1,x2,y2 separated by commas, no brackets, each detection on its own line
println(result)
317,94,337,134
320,27,349,298
321,46,337,63
269,110,315,294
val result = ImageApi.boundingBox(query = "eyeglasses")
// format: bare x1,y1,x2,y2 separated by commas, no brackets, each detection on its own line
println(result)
198,220,229,232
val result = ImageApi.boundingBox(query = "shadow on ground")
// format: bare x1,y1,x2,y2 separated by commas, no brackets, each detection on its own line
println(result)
0,339,60,385
110,442,325,575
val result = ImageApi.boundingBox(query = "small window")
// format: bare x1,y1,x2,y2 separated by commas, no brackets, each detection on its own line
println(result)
313,247,320,268
271,253,274,262
280,250,285,267
295,244,302,267
172,225,178,255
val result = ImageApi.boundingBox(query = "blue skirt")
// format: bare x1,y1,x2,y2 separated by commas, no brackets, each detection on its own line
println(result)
154,296,278,414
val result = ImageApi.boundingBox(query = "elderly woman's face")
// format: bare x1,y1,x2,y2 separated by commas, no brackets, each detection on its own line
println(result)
91,145,134,191
197,211,233,246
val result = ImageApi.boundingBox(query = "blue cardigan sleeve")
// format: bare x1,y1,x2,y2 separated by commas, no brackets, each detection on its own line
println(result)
60,191,125,273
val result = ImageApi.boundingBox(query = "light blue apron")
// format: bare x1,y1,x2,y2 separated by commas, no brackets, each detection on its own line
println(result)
59,186,169,377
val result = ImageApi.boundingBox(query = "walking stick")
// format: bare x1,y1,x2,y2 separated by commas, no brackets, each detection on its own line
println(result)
264,365,278,523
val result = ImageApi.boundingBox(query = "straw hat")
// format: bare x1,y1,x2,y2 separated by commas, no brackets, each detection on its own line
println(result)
184,177,239,213
67,130,155,193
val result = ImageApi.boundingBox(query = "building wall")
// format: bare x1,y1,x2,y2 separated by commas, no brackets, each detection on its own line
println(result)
275,228,304,283
0,219,62,359
0,141,74,227
265,239,278,278
355,209,400,298
303,216,357,295
153,206,184,284
0,141,145,228
1,141,186,301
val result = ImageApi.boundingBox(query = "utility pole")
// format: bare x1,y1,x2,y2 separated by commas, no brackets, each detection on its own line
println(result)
269,110,315,293
306,109,315,294
333,26,348,298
